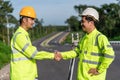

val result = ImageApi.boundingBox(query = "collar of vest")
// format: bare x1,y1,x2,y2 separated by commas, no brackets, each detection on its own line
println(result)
18,26,29,36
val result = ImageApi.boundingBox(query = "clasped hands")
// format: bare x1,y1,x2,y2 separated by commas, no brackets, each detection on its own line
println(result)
54,50,62,61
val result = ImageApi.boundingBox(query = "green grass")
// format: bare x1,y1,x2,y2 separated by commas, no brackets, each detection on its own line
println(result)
61,33,72,44
62,31,84,44
0,41,11,69
111,36,120,41
63,31,119,45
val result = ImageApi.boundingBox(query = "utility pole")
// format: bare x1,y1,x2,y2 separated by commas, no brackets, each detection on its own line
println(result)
6,14,10,45
0,13,10,45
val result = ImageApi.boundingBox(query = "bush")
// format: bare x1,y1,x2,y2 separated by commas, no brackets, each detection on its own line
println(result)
0,41,11,69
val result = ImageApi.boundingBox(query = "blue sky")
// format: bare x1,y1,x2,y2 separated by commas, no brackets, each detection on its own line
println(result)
10,0,118,26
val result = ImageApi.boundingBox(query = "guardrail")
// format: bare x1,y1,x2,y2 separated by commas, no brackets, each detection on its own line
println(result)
110,41,120,44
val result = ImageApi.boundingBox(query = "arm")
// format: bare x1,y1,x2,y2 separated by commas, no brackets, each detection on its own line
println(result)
61,50,77,60
16,33,54,60
97,35,115,73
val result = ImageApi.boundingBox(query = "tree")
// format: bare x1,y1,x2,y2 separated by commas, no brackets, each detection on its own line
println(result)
99,3,120,38
65,16,79,31
0,0,17,43
73,4,120,39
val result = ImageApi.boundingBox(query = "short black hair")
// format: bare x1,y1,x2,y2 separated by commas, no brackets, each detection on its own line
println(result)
19,16,23,24
19,16,30,24
86,15,95,22
84,15,98,25
80,15,98,27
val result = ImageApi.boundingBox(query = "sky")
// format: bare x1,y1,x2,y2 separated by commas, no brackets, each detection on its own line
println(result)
10,0,118,26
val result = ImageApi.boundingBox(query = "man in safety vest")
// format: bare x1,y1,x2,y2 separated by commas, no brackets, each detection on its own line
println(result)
10,6,57,80
56,7,115,80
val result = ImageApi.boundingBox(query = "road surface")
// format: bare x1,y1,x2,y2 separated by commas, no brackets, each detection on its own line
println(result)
32,32,120,80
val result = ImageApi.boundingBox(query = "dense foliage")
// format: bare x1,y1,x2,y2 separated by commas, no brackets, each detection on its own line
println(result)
66,2,120,40
0,41,11,69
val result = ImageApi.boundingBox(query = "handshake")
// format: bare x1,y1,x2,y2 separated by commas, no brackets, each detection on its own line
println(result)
54,50,62,61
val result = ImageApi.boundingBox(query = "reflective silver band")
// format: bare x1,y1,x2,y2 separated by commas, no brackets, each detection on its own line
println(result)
94,34,101,46
107,45,112,48
83,59,101,65
12,45,23,54
13,32,21,45
22,43,30,52
12,50,38,62
91,52,103,56
12,43,38,59
12,32,38,59
12,45,19,53
31,50,38,58
12,57,29,62
91,52,114,58
12,43,30,54
104,54,115,58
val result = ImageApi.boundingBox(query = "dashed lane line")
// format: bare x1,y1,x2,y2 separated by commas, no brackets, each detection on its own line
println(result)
40,32,63,47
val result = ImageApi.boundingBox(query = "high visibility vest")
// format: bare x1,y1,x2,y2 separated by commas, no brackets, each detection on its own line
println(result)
10,27,54,80
61,29,115,80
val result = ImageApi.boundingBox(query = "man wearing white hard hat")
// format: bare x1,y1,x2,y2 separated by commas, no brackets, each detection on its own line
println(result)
56,7,115,80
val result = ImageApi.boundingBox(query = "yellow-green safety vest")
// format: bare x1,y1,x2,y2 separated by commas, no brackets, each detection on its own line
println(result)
61,29,115,80
10,27,54,80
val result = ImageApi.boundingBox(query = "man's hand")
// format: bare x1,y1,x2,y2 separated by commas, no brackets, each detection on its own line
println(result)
88,68,99,76
54,50,62,61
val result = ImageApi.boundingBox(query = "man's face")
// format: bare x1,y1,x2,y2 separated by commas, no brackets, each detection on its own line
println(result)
25,17,35,29
81,16,92,33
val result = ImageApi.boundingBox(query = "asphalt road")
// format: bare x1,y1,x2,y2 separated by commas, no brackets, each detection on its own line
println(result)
33,32,120,80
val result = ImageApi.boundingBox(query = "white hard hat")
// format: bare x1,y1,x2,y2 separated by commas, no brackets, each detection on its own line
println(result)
81,7,99,21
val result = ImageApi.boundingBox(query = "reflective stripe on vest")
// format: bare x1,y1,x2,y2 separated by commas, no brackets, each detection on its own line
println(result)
94,33,114,59
12,57,29,62
22,43,30,52
12,43,30,54
91,52,114,58
11,32,38,62
82,33,114,65
13,32,21,45
31,50,38,58
94,34,101,46
12,43,38,61
107,45,112,48
82,59,101,65
12,45,19,53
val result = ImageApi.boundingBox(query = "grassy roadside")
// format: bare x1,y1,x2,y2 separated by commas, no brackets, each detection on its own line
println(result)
62,31,84,44
63,31,120,44
0,41,11,69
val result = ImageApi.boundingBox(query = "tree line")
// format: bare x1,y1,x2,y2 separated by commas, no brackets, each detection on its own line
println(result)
0,1,68,44
65,1,120,40
0,0,120,45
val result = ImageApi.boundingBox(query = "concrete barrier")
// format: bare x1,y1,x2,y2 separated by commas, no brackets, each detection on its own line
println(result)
110,41,120,44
